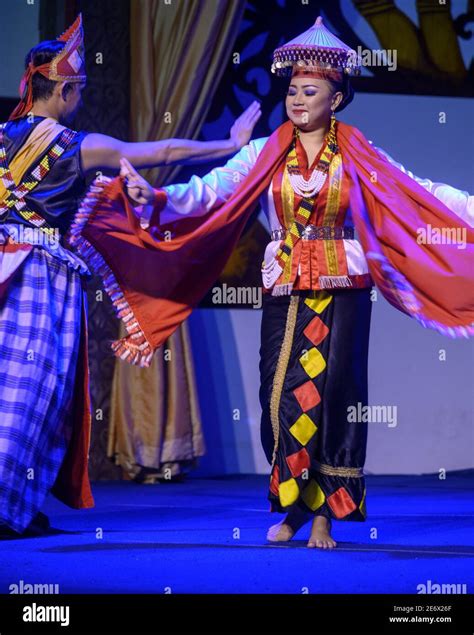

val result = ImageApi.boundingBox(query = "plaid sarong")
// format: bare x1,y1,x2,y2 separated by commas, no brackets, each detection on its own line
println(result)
0,246,85,532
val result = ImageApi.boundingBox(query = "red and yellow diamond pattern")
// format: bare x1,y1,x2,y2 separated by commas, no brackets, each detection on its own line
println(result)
273,292,333,509
268,290,367,521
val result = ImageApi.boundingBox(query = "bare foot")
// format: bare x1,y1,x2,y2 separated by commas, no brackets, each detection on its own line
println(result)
267,507,312,542
307,515,337,549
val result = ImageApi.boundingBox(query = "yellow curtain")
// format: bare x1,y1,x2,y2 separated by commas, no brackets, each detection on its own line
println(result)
108,323,205,480
130,0,247,186
108,0,246,480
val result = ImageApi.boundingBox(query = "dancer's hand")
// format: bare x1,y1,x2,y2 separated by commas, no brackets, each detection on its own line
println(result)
120,157,155,205
229,101,262,150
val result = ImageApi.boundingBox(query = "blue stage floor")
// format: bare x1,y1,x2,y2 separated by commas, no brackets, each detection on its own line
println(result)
1,474,473,594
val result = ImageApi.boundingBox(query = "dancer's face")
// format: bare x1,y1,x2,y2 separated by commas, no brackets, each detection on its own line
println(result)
286,77,342,131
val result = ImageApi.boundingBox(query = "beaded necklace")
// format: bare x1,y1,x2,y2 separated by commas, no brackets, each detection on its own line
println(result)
273,118,339,280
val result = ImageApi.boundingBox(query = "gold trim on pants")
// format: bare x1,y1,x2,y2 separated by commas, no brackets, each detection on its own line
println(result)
269,295,300,466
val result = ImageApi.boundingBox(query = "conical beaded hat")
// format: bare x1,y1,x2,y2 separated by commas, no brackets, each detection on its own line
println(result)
271,15,361,77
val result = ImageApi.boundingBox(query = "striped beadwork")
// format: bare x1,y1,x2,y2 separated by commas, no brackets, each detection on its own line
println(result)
0,122,76,228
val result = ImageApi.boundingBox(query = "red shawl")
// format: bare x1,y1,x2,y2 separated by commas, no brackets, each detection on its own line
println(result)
68,120,474,366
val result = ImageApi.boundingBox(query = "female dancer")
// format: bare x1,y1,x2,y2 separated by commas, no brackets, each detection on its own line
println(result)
77,17,473,549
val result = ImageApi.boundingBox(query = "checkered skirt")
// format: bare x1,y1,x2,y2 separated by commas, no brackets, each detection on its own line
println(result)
0,247,84,532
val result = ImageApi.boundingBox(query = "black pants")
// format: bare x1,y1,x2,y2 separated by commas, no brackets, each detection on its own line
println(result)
259,288,372,520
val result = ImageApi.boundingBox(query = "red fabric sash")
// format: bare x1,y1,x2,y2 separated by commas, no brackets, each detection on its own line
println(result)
69,120,473,366
68,123,291,365
338,123,474,335
51,287,94,510
9,62,50,121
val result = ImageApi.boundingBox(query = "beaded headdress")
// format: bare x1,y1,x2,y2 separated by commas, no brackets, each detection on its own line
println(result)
271,16,361,78
9,14,86,121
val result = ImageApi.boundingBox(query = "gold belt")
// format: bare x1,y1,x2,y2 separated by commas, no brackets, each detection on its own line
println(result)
271,225,355,241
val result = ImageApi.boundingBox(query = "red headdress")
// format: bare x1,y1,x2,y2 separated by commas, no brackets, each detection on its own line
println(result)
9,14,86,121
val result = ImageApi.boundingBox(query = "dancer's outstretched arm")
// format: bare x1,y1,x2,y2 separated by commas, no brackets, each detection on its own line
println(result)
80,101,261,172
117,135,268,228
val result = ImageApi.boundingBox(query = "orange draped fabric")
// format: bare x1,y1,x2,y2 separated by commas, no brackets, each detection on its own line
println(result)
68,120,474,371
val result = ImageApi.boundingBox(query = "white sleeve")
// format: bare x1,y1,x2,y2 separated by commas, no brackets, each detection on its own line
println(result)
370,142,474,228
157,138,268,225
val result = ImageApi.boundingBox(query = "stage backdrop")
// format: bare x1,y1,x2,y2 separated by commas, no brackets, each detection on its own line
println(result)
1,0,471,479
